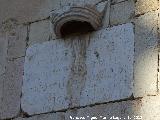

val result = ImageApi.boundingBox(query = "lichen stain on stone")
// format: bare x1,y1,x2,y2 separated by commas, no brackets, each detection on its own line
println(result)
94,51,100,59
66,34,90,107
1,18,18,35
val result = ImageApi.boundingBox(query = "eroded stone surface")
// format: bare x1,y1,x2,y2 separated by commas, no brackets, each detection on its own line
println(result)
135,0,158,15
18,95,160,120
101,0,110,28
7,25,27,59
1,19,27,59
22,23,134,115
22,39,73,115
133,11,158,97
65,99,142,120
0,30,8,75
110,0,135,25
0,57,24,119
0,0,104,25
14,112,65,120
111,0,126,4
140,95,160,120
79,23,134,106
51,1,109,38
66,95,160,120
29,20,51,46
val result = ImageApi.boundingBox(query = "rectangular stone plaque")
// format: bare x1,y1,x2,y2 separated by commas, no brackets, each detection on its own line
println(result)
22,23,134,115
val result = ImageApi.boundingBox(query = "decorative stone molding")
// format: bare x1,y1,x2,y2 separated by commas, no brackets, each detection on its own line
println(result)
51,2,108,37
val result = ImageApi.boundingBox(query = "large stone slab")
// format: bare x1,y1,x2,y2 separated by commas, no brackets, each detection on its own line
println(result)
80,23,134,106
22,23,134,115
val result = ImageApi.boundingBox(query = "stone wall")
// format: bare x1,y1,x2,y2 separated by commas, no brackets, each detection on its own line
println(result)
0,0,160,120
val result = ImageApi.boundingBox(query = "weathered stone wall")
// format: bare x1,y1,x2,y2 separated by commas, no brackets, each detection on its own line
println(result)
0,0,160,120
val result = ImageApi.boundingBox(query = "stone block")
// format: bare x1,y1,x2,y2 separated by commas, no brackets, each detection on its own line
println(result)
0,0,104,25
7,25,27,59
140,95,160,120
110,0,135,26
0,0,56,24
1,19,27,59
14,112,65,120
66,95,160,120
16,95,160,120
135,0,158,15
101,0,111,28
0,57,24,119
29,20,51,46
134,11,158,97
21,23,134,115
65,99,142,120
0,31,7,116
17,95,160,120
0,30,8,75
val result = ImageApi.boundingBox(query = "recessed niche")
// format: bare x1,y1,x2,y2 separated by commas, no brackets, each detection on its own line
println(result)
51,5,104,37
60,20,94,37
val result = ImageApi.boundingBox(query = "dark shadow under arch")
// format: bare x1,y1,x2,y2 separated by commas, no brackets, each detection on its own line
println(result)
60,20,95,37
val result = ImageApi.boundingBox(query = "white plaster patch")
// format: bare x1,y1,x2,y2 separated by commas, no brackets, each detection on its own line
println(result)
22,23,134,115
